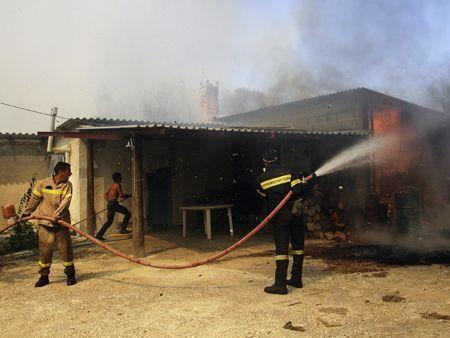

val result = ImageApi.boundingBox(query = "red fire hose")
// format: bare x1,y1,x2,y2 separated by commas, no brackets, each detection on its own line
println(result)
1,174,313,269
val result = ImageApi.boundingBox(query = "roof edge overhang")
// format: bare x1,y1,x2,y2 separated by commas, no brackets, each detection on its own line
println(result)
38,125,370,139
38,131,125,140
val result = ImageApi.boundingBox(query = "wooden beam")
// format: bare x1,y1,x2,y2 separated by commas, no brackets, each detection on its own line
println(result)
86,140,96,235
131,135,145,257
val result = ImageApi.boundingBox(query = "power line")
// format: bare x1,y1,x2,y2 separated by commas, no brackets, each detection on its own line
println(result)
0,101,71,120
0,100,145,128
0,100,108,126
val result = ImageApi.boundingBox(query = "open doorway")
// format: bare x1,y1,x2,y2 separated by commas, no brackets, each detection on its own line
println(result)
147,167,173,228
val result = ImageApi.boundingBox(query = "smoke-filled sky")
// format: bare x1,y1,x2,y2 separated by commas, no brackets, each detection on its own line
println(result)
1,0,449,133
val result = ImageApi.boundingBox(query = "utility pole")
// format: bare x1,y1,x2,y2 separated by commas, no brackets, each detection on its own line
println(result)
46,107,57,153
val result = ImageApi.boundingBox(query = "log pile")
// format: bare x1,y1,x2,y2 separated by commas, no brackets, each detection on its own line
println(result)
293,183,351,241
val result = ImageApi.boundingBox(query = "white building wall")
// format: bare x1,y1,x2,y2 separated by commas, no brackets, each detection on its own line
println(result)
52,137,90,230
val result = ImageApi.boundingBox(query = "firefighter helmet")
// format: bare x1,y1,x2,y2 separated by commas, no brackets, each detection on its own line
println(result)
262,147,279,162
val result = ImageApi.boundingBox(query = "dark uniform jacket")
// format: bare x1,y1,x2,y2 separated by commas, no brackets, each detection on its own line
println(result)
256,163,304,221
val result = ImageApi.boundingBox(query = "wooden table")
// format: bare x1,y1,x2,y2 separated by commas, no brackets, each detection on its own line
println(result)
179,204,234,240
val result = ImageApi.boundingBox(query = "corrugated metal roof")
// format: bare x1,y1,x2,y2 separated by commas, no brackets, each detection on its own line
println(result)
0,132,44,139
57,117,155,130
217,87,444,121
217,88,367,121
78,122,369,136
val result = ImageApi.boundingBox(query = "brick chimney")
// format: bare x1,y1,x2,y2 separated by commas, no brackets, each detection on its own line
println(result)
199,80,219,123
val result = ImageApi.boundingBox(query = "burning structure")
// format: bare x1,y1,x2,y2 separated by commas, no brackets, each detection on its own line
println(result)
218,88,450,234
33,88,448,255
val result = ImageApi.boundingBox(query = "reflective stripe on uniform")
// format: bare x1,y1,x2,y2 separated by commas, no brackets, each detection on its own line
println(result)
62,260,74,267
291,179,301,188
261,174,291,190
32,188,43,198
42,188,72,198
256,189,267,197
291,250,304,255
38,260,51,268
275,255,289,260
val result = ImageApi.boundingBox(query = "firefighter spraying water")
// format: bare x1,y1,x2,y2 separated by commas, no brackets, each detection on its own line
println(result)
256,147,316,295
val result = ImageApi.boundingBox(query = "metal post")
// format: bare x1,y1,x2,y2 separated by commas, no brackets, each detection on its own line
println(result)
131,135,145,257
86,139,96,235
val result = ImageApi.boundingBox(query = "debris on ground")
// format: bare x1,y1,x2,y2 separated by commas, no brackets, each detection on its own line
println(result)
283,321,305,331
319,318,342,327
382,291,406,303
420,312,450,320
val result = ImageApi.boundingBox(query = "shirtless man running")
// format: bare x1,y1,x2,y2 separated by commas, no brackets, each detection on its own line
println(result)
95,172,132,241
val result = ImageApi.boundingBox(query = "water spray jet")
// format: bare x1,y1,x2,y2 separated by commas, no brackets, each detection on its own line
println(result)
315,135,390,177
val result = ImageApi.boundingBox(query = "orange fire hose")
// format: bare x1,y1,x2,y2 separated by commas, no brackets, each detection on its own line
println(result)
1,174,314,269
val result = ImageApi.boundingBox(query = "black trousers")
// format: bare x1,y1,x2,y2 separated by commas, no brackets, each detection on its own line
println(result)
96,201,131,237
268,209,306,285
272,210,305,258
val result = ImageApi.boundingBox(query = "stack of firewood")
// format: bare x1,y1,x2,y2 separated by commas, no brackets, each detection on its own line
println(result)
292,183,350,241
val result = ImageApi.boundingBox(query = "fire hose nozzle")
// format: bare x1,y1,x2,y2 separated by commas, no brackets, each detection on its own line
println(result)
304,173,317,182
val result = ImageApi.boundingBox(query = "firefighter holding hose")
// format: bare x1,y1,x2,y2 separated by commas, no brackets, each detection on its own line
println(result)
22,162,76,287
256,147,312,295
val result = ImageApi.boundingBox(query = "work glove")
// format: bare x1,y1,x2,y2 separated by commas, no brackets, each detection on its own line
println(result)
51,216,61,229
6,218,16,227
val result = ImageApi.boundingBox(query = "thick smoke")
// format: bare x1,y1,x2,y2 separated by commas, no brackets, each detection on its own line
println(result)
221,0,450,116
427,65,450,113
221,88,278,116
1,1,450,131
141,82,197,123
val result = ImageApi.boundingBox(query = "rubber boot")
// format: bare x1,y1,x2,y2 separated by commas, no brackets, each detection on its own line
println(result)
35,275,49,288
287,255,304,288
264,260,288,295
66,272,77,286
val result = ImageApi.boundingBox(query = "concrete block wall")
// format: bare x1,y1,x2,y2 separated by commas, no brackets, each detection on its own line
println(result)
217,89,368,131
0,136,49,227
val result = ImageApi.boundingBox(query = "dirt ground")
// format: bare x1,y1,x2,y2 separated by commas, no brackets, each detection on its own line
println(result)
1,229,449,337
